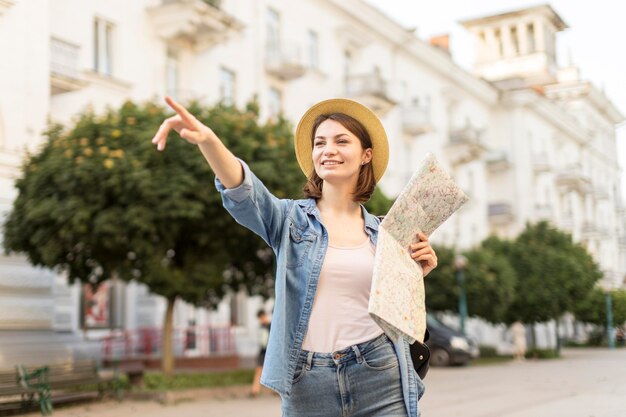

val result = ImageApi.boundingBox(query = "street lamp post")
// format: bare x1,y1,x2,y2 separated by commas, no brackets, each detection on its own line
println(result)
454,254,468,335
606,291,615,350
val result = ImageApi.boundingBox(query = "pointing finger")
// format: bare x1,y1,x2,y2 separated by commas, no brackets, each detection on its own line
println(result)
165,96,197,127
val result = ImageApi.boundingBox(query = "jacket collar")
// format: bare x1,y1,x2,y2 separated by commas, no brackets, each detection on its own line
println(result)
296,198,380,232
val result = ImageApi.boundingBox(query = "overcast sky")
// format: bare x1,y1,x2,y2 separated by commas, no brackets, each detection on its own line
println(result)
366,0,626,196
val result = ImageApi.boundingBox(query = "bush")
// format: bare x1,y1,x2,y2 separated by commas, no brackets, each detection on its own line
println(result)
525,348,559,359
142,370,255,391
478,345,499,358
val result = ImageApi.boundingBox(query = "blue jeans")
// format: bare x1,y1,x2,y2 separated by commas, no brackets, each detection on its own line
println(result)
281,333,409,417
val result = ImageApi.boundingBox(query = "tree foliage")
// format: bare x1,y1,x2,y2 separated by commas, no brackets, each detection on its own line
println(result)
2,100,305,306
504,221,603,324
424,242,516,324
573,288,626,328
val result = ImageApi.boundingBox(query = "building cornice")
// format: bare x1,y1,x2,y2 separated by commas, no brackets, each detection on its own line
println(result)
327,0,499,105
502,89,586,142
544,81,625,125
502,89,621,170
459,4,568,31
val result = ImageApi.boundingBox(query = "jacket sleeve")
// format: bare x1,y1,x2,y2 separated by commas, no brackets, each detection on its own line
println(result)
215,158,290,249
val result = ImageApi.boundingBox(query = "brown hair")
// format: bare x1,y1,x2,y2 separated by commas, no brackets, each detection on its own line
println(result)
302,113,376,202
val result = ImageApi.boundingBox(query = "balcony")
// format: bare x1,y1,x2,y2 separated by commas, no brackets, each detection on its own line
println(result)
534,204,553,220
0,0,15,15
556,164,592,195
486,151,512,172
50,37,87,95
265,42,307,81
581,221,598,239
532,153,551,173
345,73,397,116
148,0,244,50
593,184,610,200
401,105,432,136
445,123,487,165
488,202,514,224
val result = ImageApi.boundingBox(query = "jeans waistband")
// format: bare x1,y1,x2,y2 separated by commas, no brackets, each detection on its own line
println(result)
298,333,390,367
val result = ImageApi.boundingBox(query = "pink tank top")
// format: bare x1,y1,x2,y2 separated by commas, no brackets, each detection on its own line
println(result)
301,238,384,353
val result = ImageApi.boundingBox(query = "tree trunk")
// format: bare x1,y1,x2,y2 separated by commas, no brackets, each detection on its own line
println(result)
162,297,176,376
531,324,537,348
554,319,561,356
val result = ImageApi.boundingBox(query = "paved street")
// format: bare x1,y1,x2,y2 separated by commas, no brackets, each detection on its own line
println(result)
27,348,625,417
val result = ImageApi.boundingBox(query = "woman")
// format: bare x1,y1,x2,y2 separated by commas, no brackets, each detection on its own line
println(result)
152,97,437,417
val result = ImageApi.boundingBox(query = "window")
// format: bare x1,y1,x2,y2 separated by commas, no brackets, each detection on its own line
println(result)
344,50,352,79
307,30,319,69
268,87,282,119
219,67,236,106
494,29,503,57
527,23,535,53
266,8,280,56
165,48,179,99
94,18,114,75
510,26,519,54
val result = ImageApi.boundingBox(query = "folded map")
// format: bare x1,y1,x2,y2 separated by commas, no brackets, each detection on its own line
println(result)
368,153,469,343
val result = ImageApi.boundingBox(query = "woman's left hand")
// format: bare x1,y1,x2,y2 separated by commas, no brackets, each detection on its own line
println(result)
410,233,438,277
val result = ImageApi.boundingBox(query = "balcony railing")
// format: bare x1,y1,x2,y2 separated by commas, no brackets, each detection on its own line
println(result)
486,151,512,172
265,42,307,80
345,73,397,115
534,204,553,220
556,164,592,194
488,202,514,224
50,37,87,95
532,153,551,173
446,123,487,165
401,105,432,136
149,0,243,50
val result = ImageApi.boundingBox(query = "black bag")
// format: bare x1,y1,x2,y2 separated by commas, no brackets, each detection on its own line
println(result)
410,329,430,380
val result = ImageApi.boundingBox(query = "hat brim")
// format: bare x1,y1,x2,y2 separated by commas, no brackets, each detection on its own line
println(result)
294,98,389,183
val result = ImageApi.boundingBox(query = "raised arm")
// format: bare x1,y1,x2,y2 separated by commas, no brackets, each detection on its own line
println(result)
151,96,289,249
151,96,243,189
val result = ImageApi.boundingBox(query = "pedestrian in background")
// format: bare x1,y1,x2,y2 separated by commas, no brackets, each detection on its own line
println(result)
511,321,527,361
251,309,271,396
151,96,438,417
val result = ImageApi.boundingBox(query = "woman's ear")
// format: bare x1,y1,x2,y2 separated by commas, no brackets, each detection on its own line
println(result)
362,148,373,165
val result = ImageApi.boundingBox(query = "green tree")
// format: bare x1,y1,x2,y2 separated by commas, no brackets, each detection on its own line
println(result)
3,100,305,374
424,243,516,324
573,287,626,329
462,247,516,324
505,221,602,326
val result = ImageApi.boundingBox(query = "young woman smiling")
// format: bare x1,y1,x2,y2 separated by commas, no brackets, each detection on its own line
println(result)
152,97,437,417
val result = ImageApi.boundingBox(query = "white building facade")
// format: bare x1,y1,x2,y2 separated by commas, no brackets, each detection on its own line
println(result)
0,0,624,364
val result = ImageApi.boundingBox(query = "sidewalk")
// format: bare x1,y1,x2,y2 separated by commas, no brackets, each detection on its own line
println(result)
22,348,626,417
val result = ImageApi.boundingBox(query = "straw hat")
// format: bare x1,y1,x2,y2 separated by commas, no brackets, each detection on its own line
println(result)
294,98,389,183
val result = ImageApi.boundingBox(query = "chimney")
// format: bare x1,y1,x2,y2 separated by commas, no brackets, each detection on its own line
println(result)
429,34,450,54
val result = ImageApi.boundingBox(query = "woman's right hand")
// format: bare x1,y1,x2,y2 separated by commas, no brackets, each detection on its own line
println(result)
152,96,218,151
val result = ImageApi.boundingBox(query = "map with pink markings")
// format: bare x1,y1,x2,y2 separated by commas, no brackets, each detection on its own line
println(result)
369,153,469,343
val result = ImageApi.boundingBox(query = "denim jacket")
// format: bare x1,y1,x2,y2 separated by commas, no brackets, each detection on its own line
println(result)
215,159,425,417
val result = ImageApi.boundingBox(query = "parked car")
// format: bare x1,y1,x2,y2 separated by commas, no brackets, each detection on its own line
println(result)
425,314,479,366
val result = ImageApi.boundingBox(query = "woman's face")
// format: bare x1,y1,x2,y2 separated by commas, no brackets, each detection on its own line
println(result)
312,119,372,184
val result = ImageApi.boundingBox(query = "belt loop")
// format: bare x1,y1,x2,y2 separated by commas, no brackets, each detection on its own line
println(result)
306,351,314,371
353,344,363,364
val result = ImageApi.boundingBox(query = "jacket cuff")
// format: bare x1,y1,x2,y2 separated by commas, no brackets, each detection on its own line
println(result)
214,159,253,203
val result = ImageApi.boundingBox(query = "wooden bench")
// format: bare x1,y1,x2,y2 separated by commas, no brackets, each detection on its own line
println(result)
0,367,38,413
16,360,118,415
